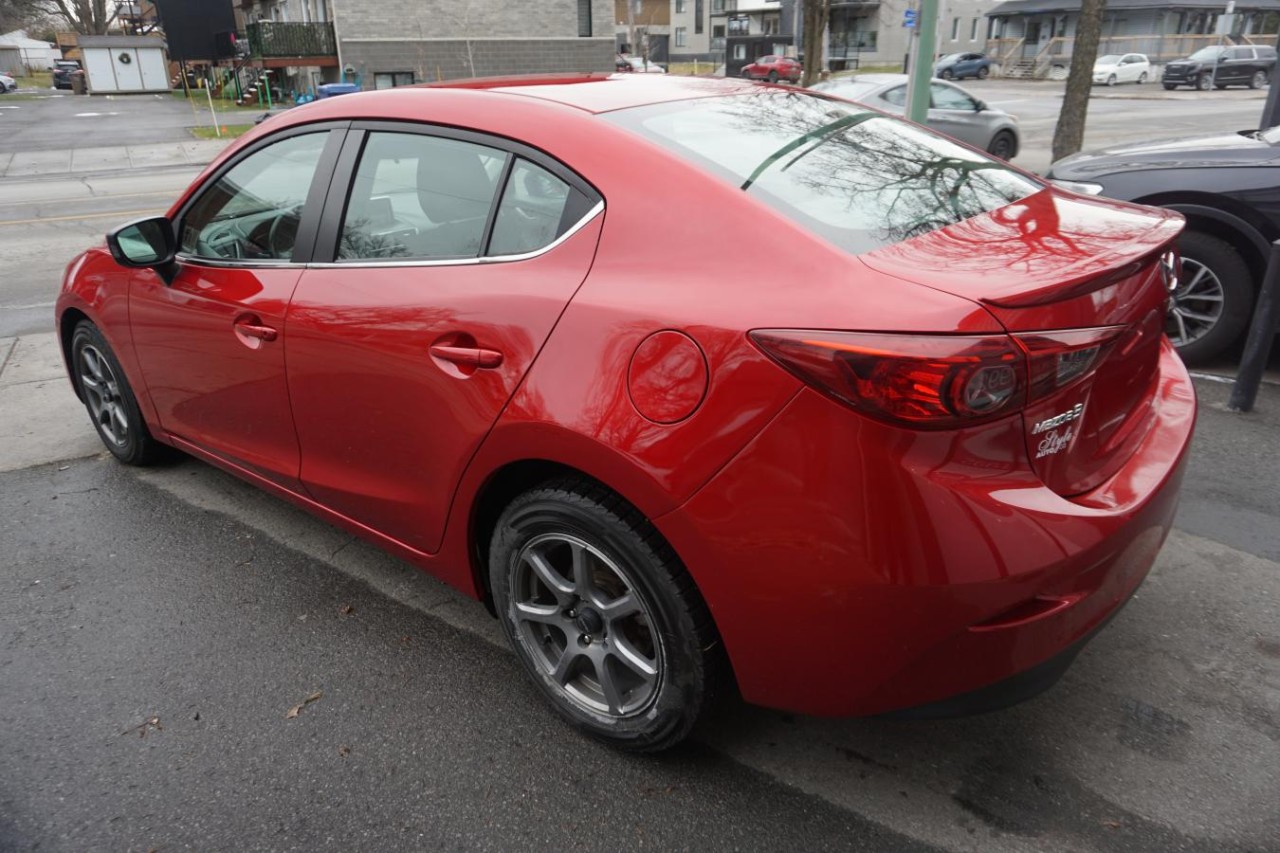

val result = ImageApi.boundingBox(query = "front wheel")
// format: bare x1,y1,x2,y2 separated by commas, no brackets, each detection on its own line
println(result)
987,130,1017,160
1250,70,1268,89
1196,72,1214,91
767,70,779,83
489,479,724,752
70,321,167,465
1168,230,1254,363
977,65,990,79
1107,74,1117,87
940,69,954,80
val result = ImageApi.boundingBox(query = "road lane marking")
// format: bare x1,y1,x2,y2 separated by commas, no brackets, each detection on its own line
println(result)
0,190,181,208
0,207,166,227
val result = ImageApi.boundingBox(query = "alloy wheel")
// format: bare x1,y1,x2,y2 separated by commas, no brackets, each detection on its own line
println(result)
78,344,129,447
1166,257,1226,347
509,532,663,718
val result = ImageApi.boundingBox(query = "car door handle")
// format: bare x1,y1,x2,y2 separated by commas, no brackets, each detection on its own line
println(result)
233,320,278,342
429,344,503,369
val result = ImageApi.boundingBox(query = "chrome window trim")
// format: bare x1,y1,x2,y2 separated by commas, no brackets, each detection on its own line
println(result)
305,201,604,270
174,254,309,270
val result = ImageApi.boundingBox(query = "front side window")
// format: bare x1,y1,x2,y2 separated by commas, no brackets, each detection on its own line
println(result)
339,132,508,261
180,132,328,261
931,82,976,111
607,91,1040,254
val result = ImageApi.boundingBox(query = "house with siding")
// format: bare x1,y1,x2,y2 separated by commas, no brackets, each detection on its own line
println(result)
985,0,1280,77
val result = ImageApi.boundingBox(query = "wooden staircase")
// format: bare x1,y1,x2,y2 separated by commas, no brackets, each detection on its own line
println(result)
1003,59,1037,79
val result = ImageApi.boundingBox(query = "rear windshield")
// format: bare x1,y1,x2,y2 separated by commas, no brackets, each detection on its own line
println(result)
606,90,1040,254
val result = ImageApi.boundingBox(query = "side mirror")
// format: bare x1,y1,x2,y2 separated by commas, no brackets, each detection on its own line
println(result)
974,100,987,112
107,216,178,285
107,215,176,269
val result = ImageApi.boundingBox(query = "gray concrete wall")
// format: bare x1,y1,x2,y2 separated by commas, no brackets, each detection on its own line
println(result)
339,37,614,84
336,0,612,41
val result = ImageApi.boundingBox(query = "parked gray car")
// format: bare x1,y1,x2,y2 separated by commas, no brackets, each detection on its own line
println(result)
810,74,1019,159
0,73,16,94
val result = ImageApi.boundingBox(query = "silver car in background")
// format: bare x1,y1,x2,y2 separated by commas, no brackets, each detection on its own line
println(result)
0,73,16,94
810,73,1020,160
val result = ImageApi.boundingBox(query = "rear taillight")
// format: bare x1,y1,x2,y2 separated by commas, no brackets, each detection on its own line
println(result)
749,326,1126,430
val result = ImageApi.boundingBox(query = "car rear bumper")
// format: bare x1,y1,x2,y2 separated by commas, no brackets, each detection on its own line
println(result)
657,339,1196,717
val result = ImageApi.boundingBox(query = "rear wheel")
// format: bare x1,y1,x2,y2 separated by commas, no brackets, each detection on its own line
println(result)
977,65,990,79
1138,71,1148,84
70,321,167,465
987,130,1017,160
1250,70,1268,89
1197,72,1214,91
1168,230,1254,363
489,479,723,752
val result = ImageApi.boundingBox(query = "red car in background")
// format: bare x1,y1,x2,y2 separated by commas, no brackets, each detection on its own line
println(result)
741,54,803,82
58,75,1193,752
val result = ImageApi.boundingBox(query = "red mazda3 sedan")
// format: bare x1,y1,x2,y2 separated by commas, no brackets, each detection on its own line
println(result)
57,74,1195,751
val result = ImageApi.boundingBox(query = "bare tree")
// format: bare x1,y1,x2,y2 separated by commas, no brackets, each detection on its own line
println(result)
1051,0,1106,162
27,0,118,35
800,0,830,87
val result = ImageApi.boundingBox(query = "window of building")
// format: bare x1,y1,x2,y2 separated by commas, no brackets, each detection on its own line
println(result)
970,17,979,40
675,26,688,47
733,43,746,60
675,0,686,12
950,16,960,40
696,0,704,33
578,0,591,37
373,72,415,89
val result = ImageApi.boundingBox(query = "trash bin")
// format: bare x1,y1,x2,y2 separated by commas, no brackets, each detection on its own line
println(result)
316,83,360,99
70,70,87,95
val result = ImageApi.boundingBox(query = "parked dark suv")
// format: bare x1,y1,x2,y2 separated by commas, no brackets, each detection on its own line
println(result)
52,59,81,90
1161,45,1276,91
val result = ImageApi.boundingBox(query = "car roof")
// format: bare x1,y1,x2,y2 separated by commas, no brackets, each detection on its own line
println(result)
442,73,760,113
838,73,908,85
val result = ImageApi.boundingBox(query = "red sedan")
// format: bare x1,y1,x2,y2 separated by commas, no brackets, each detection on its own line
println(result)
58,74,1194,751
741,54,803,82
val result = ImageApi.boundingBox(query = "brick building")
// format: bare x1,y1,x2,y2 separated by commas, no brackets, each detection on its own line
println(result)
333,0,615,87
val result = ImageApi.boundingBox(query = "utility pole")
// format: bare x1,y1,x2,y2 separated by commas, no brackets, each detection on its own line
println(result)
904,0,938,124
626,0,636,56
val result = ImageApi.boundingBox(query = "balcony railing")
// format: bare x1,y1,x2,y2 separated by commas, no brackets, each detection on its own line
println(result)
245,21,336,59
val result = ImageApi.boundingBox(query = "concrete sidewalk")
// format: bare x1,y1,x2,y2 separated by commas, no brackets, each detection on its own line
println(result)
0,333,102,473
0,139,233,180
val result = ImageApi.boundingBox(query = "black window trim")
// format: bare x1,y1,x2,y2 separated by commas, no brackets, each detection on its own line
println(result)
309,119,604,269
170,121,351,269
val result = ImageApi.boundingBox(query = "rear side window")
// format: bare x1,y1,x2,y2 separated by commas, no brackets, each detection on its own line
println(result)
489,159,574,256
339,132,508,261
607,91,1039,254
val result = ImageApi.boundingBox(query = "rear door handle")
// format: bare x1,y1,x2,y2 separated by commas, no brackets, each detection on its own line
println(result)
429,344,503,369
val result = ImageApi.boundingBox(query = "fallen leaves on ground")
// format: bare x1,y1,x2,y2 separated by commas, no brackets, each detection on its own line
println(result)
338,745,351,757
121,716,163,738
339,604,355,616
285,691,323,719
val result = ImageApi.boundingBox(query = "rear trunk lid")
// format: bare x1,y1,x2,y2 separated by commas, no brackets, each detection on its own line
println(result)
862,188,1183,496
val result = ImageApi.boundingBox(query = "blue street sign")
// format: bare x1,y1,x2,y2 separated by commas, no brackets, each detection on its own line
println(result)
903,8,917,27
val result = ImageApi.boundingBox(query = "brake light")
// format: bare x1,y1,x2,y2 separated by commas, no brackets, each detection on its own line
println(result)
750,326,1125,429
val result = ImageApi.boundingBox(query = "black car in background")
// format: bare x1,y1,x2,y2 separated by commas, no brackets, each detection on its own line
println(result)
52,59,80,89
1161,45,1276,91
1048,128,1280,362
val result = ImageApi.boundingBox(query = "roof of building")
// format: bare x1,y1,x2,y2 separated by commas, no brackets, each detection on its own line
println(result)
77,35,166,49
0,29,56,49
989,0,1280,13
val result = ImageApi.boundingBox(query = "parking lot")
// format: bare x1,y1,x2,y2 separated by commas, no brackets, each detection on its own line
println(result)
2,83,1278,851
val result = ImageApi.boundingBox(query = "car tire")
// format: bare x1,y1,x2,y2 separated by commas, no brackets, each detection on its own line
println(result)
940,69,954,80
489,478,724,752
987,130,1017,160
767,70,779,83
1138,72,1148,84
1249,70,1268,89
977,66,990,80
1169,230,1255,364
1197,72,1214,91
1107,74,1117,86
1163,82,1178,90
70,321,168,465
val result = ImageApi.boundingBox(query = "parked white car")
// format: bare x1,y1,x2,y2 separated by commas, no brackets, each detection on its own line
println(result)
1093,53,1151,86
0,73,16,94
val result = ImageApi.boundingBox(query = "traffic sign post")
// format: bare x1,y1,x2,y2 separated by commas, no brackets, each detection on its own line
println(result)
903,0,938,125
